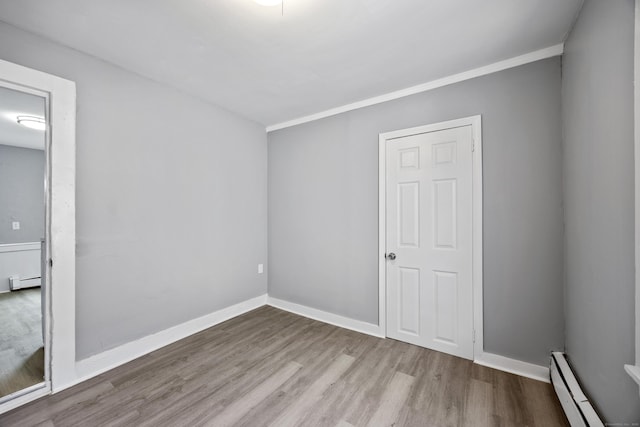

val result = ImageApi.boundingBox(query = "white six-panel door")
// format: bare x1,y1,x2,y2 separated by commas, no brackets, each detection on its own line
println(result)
385,125,474,360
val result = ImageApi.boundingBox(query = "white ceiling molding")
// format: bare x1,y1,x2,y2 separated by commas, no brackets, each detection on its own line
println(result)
266,43,564,132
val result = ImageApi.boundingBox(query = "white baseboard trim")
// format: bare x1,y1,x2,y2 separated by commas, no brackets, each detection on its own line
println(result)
48,292,549,398
267,296,384,338
474,352,549,383
0,383,49,415
62,294,268,393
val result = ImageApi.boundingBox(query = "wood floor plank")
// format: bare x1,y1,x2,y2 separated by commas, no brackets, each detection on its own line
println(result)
493,370,534,426
135,323,339,426
0,306,569,427
207,360,303,427
1,380,115,427
366,371,415,426
336,338,404,426
520,376,569,427
463,378,494,427
268,353,355,427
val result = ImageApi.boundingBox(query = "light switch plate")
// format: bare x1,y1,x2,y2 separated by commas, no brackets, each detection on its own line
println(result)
12,221,20,230
258,264,264,274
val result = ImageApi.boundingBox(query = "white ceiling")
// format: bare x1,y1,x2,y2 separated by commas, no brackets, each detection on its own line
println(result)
0,0,582,126
0,85,45,150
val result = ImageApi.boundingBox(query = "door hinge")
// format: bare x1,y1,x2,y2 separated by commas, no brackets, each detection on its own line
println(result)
473,329,476,343
49,258,53,268
471,139,476,152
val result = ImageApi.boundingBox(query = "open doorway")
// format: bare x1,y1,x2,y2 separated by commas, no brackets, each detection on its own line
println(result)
0,85,47,400
0,58,75,415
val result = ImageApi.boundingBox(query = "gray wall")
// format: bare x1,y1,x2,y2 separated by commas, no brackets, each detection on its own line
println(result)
0,22,268,360
562,0,640,422
268,58,565,366
0,145,45,244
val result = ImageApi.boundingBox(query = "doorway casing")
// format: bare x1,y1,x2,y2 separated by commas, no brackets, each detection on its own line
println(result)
0,58,76,414
378,115,484,359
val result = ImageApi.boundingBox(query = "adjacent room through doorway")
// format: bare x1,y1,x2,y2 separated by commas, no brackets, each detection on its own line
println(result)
0,85,47,400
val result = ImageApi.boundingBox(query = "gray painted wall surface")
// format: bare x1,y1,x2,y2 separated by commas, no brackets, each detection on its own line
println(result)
268,58,564,366
562,0,640,422
0,22,268,360
0,145,45,244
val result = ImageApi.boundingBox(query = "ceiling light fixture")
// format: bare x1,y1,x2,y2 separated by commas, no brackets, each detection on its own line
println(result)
16,115,46,131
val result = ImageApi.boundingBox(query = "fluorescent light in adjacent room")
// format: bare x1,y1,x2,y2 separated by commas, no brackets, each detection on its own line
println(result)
16,115,46,131
253,0,282,6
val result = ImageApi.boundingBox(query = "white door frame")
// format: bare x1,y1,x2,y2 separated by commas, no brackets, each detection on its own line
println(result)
378,115,483,359
0,59,76,414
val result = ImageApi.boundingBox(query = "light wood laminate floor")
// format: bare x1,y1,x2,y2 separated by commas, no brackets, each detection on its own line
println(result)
0,305,568,426
0,288,44,398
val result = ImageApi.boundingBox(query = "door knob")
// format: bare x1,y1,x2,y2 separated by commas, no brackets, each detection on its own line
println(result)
386,252,396,260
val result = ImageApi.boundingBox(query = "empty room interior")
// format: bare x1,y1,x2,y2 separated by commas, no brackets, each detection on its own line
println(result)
0,0,638,426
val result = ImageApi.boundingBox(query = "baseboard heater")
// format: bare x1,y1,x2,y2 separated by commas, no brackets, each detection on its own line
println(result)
9,275,41,291
550,352,604,427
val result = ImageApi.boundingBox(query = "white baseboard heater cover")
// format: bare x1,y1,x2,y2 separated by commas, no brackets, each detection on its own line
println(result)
550,352,604,427
9,275,41,291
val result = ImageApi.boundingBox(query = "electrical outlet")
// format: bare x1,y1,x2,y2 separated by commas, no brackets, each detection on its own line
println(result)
258,264,264,274
11,221,20,230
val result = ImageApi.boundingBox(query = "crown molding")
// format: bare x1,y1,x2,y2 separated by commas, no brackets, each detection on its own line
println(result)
266,43,564,132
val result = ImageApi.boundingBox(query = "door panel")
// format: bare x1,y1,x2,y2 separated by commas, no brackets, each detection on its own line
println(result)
386,125,473,359
434,270,457,344
433,179,456,249
398,267,420,336
398,182,420,248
